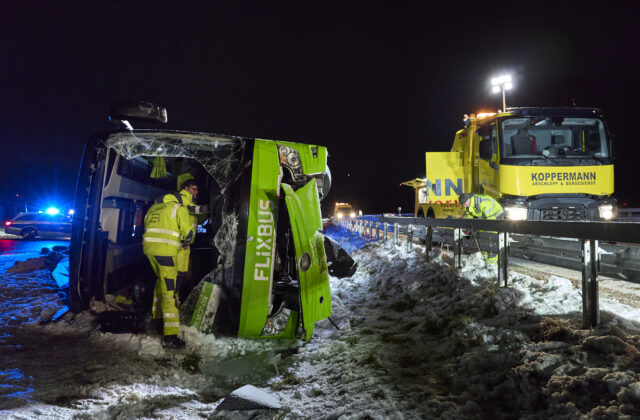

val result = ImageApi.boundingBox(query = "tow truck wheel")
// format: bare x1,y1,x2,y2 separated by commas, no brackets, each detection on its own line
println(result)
21,228,37,240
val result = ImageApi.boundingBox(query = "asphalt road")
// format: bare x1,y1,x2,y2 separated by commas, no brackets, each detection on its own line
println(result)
0,238,69,262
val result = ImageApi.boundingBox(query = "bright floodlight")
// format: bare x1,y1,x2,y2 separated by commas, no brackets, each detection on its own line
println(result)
491,74,512,86
45,207,60,215
490,74,513,110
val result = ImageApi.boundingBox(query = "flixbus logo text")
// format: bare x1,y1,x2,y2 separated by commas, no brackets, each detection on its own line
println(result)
254,199,276,282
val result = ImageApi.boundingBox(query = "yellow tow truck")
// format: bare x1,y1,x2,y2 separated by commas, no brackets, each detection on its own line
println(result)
334,202,356,220
404,107,616,221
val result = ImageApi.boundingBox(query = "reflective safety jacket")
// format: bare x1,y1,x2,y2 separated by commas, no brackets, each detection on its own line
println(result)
162,190,199,244
143,194,194,256
465,194,504,220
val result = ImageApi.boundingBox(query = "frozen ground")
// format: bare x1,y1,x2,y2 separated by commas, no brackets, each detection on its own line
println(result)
2,225,640,418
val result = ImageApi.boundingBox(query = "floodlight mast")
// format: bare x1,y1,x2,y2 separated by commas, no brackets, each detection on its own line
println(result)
491,75,513,111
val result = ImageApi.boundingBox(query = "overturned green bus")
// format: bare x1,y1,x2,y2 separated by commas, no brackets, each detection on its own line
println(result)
69,102,337,340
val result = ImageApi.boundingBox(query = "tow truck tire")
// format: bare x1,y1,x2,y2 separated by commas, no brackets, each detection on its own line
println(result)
21,228,37,240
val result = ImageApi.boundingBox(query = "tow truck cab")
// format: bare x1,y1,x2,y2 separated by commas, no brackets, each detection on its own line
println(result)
334,202,355,219
416,107,616,221
69,104,332,340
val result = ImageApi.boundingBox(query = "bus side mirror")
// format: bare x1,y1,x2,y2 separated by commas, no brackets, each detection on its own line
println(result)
479,139,492,160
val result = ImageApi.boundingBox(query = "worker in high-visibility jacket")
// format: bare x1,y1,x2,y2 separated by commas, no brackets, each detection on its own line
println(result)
143,193,194,349
167,179,206,302
459,193,504,220
459,193,504,264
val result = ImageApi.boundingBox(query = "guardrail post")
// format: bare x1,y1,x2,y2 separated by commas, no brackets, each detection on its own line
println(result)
454,228,462,269
425,226,433,261
406,224,413,252
384,222,388,241
581,239,600,328
498,232,509,287
394,222,399,245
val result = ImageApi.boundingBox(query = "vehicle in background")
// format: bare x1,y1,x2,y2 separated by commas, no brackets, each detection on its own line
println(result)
334,202,356,219
406,107,616,221
69,101,336,341
4,212,72,239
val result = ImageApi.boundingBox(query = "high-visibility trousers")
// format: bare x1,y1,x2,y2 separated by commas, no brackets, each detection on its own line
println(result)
176,246,191,299
146,255,180,336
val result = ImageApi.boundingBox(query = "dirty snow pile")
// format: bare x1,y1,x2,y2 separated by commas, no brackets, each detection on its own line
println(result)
2,228,640,418
271,238,640,418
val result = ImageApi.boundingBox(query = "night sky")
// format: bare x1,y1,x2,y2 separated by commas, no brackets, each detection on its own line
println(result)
1,1,639,217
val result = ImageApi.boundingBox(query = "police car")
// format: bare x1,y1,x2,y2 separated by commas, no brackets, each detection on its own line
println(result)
4,212,72,239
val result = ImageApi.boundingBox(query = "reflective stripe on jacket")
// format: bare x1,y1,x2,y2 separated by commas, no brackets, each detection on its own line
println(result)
465,194,504,220
143,194,194,256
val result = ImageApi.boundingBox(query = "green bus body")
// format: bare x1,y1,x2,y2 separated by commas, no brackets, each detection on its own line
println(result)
70,131,331,341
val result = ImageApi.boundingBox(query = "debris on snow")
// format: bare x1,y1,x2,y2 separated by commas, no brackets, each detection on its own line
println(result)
216,384,281,410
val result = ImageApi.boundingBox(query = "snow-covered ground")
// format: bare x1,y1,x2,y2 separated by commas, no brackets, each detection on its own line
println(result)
2,225,640,418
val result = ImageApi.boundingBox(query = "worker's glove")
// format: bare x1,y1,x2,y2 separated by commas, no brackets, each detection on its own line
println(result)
187,205,209,215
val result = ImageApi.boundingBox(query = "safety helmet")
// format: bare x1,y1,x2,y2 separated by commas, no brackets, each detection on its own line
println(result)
458,193,473,204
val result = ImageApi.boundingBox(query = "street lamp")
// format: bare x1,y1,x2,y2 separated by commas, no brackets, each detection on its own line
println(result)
491,74,513,111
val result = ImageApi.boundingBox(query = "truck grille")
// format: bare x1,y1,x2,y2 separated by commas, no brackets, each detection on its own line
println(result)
541,207,588,221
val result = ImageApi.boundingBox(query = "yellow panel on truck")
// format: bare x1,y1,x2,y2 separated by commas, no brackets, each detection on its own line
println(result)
500,165,614,196
424,151,465,218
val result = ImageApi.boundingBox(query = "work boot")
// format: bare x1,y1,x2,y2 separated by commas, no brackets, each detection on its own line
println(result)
151,319,163,335
162,335,186,349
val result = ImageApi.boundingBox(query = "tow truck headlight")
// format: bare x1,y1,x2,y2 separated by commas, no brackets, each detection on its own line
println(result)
505,206,528,220
598,204,615,220
336,212,343,219
350,212,356,218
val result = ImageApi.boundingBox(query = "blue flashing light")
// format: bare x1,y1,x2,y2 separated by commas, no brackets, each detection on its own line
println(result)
45,207,60,216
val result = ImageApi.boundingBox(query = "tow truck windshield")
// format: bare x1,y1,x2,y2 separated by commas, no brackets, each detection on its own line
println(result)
499,117,610,165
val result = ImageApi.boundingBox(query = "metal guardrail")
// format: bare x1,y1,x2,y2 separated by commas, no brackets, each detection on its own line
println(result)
336,216,640,329
618,208,640,221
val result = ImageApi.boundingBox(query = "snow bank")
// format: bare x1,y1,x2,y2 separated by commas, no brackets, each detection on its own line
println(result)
269,235,640,418
2,227,640,418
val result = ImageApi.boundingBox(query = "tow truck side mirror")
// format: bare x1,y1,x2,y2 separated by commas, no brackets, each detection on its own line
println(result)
609,133,618,160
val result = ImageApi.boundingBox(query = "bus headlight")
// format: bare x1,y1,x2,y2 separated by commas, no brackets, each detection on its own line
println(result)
504,206,528,220
277,144,303,180
599,204,615,220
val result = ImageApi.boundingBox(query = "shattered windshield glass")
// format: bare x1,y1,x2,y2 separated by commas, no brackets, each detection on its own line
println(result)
500,117,609,160
105,131,247,193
